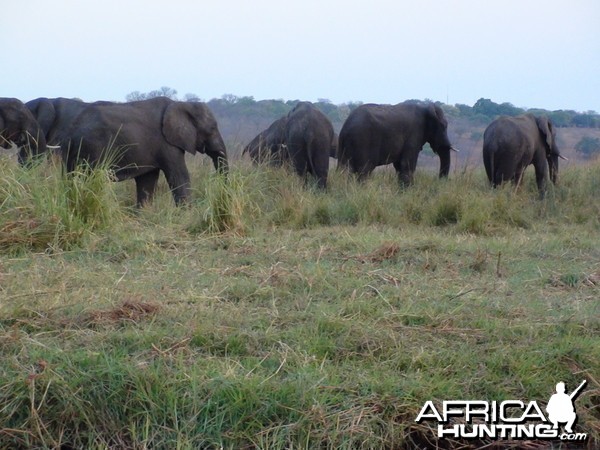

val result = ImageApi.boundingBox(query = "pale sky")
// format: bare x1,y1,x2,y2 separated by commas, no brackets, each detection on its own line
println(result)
3,0,599,112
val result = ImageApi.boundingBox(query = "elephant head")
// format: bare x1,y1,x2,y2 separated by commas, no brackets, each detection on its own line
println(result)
535,116,566,184
162,101,228,173
25,97,57,138
0,98,47,163
425,104,454,178
243,116,288,164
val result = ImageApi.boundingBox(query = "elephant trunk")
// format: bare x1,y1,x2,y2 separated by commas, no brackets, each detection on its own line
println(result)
438,148,451,178
206,133,229,175
17,127,47,165
548,154,559,184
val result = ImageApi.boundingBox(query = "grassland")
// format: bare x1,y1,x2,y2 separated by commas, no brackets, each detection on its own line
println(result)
0,155,599,449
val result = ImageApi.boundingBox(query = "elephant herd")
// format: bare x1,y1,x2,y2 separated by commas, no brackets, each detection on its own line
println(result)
0,96,567,205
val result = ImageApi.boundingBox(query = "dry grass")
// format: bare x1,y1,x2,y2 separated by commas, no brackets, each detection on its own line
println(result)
0,157,598,449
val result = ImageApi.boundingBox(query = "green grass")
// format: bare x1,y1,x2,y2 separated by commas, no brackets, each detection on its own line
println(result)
1,155,599,449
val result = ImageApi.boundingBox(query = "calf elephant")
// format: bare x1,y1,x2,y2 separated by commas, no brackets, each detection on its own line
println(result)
25,97,111,147
338,101,455,185
0,97,47,163
483,114,566,197
242,116,287,164
284,101,334,189
63,97,228,206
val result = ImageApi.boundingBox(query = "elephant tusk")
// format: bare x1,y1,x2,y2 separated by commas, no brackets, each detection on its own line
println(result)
47,145,61,150
451,146,460,152
558,154,568,161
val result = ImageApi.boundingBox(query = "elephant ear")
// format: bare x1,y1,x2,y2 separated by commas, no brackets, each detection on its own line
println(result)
535,116,554,152
162,102,199,154
29,99,56,136
427,103,448,127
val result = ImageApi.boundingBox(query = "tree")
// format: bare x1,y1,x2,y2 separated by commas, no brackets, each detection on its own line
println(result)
183,93,202,102
575,136,600,158
125,86,178,102
473,98,524,118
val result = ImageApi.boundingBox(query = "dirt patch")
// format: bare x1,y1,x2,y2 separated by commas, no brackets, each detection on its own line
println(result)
366,242,401,263
86,299,160,325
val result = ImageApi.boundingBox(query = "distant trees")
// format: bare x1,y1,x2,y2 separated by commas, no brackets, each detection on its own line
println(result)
123,89,600,130
125,87,203,103
126,86,178,102
472,98,525,118
575,136,600,158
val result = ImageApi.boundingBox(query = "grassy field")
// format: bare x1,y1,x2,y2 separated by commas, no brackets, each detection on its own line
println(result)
0,155,599,449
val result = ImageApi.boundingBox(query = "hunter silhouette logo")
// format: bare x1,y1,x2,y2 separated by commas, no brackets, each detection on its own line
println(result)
547,380,586,433
415,379,588,442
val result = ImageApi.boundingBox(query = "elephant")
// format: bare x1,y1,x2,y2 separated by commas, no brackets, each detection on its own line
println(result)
337,101,456,185
242,116,287,164
283,101,334,189
245,116,338,165
0,97,47,163
243,102,334,189
62,97,228,206
482,114,566,197
25,97,111,147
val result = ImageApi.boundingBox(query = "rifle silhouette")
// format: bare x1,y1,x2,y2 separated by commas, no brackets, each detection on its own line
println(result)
569,380,587,400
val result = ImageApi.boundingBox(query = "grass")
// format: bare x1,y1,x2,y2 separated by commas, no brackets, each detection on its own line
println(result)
0,154,599,449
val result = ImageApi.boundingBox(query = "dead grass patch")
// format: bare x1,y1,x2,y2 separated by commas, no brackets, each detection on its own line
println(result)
85,298,160,325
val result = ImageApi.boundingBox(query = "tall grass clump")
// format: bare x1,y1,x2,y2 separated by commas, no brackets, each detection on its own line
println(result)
0,156,122,252
190,169,259,234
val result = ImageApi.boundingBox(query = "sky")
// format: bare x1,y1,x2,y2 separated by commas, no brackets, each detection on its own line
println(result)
3,0,600,112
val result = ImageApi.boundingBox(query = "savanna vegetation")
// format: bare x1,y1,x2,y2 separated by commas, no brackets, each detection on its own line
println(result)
1,150,598,449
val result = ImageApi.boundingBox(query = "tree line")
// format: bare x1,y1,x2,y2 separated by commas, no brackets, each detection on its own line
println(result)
126,87,600,129
125,87,600,159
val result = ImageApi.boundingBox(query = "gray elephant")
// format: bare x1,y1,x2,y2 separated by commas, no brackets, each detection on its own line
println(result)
0,97,47,163
338,101,455,185
62,97,228,206
284,102,334,189
483,114,566,197
25,97,110,147
242,116,287,164
245,117,337,164
243,102,334,189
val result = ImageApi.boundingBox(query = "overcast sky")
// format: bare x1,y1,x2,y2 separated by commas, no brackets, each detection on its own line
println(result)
3,0,599,112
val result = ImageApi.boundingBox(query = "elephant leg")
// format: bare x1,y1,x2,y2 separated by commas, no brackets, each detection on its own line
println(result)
288,144,309,179
352,157,375,182
135,169,160,206
483,155,493,186
308,144,329,190
163,160,191,206
313,161,328,190
394,159,414,187
513,167,526,190
533,157,549,199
